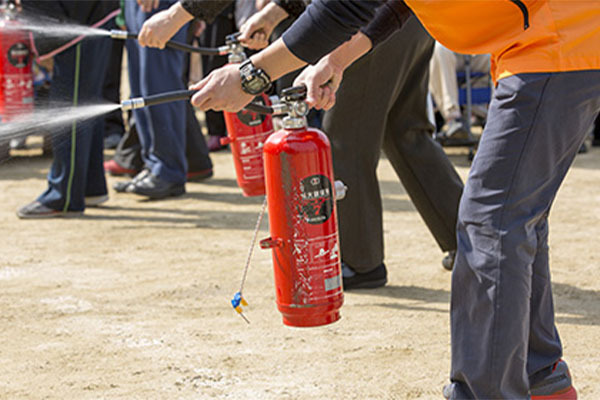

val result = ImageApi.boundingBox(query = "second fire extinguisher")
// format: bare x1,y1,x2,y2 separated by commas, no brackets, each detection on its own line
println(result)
260,86,346,328
220,34,274,197
0,2,33,123
0,2,34,160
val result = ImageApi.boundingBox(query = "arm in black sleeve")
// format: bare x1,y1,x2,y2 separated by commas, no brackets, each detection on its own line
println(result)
273,0,310,19
360,1,412,48
281,0,384,65
179,0,233,24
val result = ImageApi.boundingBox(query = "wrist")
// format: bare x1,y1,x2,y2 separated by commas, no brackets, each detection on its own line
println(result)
264,2,289,27
170,2,194,25
327,32,372,71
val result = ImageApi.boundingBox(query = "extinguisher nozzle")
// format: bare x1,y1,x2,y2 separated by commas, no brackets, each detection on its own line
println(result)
110,30,136,40
120,98,145,111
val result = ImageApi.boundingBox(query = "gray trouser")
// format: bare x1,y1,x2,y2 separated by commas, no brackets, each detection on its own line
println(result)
448,70,600,399
323,19,464,272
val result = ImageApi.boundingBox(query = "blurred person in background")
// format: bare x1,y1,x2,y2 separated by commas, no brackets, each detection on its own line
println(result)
17,0,118,218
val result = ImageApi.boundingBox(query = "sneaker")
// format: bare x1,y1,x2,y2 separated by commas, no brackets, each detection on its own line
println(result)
445,118,469,140
186,168,213,182
342,262,387,290
104,159,139,177
531,360,578,400
442,251,455,271
17,201,82,219
113,169,150,193
435,119,478,146
85,194,109,207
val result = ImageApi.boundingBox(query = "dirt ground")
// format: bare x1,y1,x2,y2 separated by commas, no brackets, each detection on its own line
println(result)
1,142,599,400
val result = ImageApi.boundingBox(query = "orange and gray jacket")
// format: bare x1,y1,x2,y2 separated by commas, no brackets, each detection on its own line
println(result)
283,0,600,82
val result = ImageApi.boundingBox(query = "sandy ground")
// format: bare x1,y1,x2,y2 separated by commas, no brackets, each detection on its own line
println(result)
1,142,599,400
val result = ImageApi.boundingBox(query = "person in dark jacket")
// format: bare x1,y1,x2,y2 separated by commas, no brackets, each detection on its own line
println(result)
184,0,599,399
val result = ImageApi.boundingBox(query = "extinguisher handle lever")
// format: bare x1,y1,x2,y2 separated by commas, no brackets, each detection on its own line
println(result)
244,102,275,115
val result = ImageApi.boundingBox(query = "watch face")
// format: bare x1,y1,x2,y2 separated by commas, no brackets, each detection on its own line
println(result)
241,63,271,95
246,76,267,93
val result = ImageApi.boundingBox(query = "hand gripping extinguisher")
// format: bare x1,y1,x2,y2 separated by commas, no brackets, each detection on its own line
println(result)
259,86,347,327
0,1,33,160
219,34,274,197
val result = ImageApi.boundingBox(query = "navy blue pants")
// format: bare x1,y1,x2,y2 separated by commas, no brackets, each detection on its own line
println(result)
448,70,600,399
38,37,111,211
125,0,189,185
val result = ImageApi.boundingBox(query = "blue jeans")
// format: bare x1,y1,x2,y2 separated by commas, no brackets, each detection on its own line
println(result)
125,0,189,184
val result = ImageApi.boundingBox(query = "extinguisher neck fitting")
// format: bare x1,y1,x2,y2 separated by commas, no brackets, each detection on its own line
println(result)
224,33,246,63
281,101,309,129
282,115,307,130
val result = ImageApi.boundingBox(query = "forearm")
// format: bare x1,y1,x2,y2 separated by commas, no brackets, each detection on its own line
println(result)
282,0,383,64
249,38,307,82
165,3,194,29
324,31,372,71
262,2,290,27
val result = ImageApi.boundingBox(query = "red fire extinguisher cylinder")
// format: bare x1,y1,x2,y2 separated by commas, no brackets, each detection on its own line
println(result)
261,86,344,328
0,3,34,124
221,34,274,197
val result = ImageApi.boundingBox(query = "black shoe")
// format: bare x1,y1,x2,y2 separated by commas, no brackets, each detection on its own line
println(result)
130,173,185,199
442,251,455,271
113,169,150,193
342,262,387,290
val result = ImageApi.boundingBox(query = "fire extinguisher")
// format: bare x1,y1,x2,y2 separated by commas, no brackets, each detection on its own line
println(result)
219,34,274,197
259,86,347,328
0,1,34,124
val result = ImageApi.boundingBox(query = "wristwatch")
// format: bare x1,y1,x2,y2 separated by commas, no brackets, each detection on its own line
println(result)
239,59,272,95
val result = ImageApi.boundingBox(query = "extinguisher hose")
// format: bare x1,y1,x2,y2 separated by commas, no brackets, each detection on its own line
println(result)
109,30,224,55
121,89,197,111
121,89,278,115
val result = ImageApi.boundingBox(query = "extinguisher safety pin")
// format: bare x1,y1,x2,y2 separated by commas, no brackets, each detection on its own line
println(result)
231,292,250,324
231,196,268,324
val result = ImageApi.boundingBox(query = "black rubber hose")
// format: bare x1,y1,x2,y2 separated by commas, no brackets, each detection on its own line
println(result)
120,32,223,55
125,89,276,115
142,89,197,107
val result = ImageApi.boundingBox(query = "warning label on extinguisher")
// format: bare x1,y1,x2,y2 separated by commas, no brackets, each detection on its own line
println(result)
239,130,272,180
236,95,267,126
291,232,342,304
8,43,30,68
298,175,333,225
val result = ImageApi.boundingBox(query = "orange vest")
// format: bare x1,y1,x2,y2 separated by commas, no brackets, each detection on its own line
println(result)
405,0,600,81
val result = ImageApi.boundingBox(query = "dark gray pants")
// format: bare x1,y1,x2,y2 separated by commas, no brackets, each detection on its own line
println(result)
323,19,463,272
449,70,600,399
